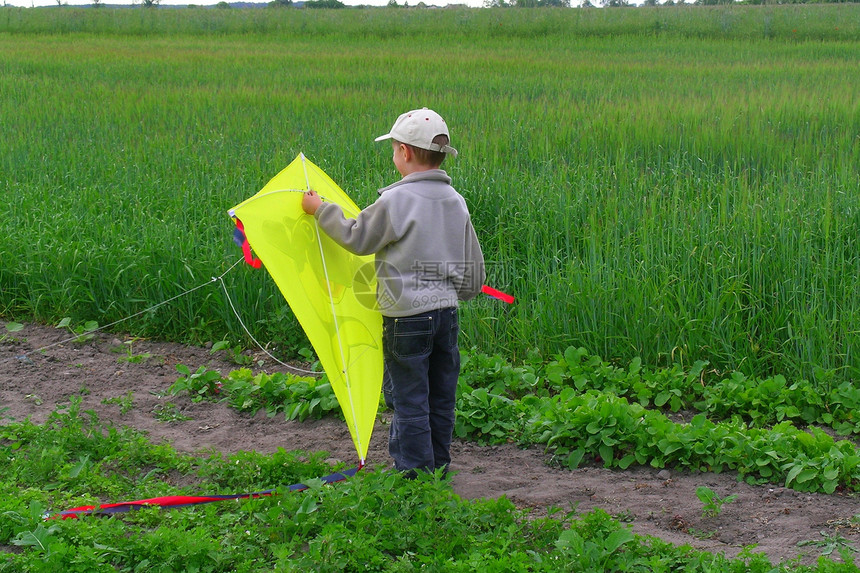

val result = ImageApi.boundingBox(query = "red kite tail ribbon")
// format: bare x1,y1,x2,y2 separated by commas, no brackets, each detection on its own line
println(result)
50,466,359,520
233,218,262,269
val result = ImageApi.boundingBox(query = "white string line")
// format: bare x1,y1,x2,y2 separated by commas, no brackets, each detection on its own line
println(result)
301,152,365,464
216,275,319,377
4,256,317,377
4,257,242,365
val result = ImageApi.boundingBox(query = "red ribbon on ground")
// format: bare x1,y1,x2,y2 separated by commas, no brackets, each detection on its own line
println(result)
51,466,359,520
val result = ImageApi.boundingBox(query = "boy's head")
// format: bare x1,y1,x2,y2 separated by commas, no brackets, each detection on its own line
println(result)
375,108,458,168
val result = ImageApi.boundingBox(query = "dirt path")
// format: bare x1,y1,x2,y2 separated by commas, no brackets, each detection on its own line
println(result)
2,323,858,566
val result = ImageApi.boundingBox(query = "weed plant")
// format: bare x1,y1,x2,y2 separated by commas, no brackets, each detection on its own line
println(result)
1,6,858,385
2,399,858,572
166,347,860,495
455,347,860,494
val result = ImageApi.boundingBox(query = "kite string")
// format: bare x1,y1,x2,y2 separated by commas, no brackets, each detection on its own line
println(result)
4,258,244,365
217,276,319,377
300,153,365,464
5,256,319,377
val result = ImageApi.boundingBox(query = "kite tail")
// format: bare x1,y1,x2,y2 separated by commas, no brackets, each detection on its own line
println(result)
50,466,359,520
233,218,262,269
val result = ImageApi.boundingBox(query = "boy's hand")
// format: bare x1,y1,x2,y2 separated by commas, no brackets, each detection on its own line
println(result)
302,190,322,215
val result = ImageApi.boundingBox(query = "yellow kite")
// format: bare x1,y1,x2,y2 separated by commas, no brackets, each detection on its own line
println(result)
228,153,382,465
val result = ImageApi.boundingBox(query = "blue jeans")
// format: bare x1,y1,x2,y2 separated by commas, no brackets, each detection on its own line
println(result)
382,307,460,474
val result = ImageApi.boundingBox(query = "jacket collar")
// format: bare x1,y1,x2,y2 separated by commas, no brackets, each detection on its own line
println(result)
378,169,451,195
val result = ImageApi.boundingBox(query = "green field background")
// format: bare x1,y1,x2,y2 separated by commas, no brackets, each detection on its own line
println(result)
1,5,858,382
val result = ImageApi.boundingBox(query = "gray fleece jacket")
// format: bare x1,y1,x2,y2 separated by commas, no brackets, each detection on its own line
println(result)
314,169,485,317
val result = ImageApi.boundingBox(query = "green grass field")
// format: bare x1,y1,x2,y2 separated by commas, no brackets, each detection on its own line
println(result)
3,7,860,567
1,5,858,384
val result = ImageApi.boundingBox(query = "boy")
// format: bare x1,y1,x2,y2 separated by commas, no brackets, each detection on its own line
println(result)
302,108,485,476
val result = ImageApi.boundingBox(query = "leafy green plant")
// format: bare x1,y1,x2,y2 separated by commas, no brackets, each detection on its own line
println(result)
297,346,322,372
169,365,224,402
454,386,526,444
457,376,860,494
152,402,191,423
4,401,860,572
168,366,341,421
797,531,858,558
1,321,24,343
55,318,99,344
695,486,737,518
220,368,340,420
114,337,152,364
210,338,253,366
11,522,62,558
103,391,135,416
555,512,635,569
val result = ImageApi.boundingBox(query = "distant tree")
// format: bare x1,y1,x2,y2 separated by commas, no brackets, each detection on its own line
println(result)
216,0,230,6
304,0,345,6
512,0,570,6
92,0,103,7
602,0,630,6
141,0,161,7
268,0,292,6
485,0,572,6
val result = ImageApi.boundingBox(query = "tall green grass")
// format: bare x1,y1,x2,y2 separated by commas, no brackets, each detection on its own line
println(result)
1,6,858,382
1,4,858,41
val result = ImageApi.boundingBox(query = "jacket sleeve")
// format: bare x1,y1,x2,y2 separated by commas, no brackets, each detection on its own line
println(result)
456,221,485,301
313,199,400,256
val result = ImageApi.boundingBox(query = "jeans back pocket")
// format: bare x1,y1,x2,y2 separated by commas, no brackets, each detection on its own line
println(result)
389,316,433,359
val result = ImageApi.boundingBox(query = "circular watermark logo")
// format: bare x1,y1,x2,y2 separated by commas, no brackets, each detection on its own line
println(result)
353,261,402,312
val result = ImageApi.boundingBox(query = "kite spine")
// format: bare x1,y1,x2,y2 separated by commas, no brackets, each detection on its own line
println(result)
300,153,365,465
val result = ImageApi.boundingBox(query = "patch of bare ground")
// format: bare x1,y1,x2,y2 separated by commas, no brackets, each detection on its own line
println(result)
2,323,858,567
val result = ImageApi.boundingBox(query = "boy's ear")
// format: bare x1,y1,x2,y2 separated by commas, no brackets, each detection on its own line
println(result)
400,143,413,162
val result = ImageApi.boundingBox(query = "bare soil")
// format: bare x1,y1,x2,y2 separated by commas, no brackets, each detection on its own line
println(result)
2,323,858,566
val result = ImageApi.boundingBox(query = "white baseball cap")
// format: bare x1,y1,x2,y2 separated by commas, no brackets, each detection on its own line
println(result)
374,108,458,157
